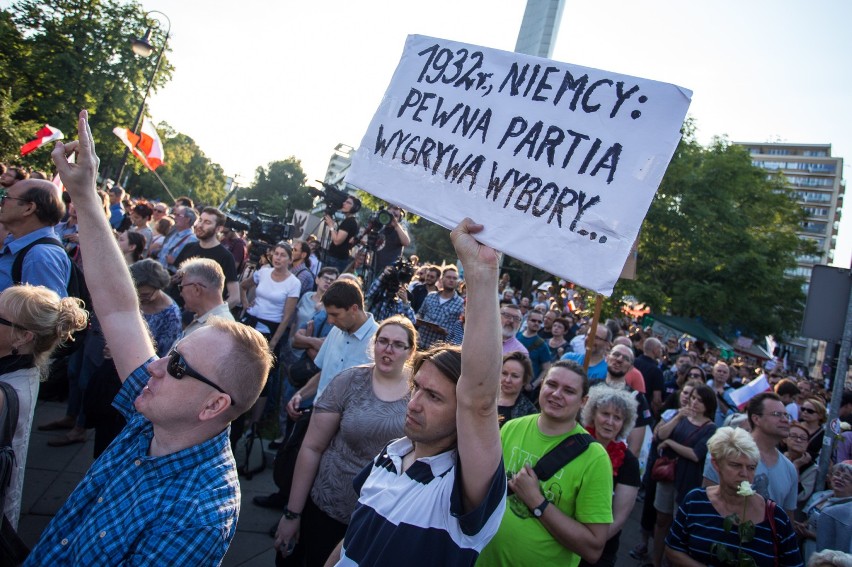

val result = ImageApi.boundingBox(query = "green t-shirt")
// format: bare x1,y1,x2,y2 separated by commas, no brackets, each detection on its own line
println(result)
477,416,613,567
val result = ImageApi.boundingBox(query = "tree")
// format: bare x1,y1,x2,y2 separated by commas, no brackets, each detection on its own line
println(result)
241,158,313,218
622,124,810,339
1,0,174,176
127,122,227,206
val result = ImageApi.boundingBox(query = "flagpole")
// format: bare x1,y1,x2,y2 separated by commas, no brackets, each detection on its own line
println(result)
149,167,177,203
115,10,171,187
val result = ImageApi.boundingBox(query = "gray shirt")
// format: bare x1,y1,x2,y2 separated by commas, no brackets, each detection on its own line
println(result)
310,365,408,523
703,447,797,511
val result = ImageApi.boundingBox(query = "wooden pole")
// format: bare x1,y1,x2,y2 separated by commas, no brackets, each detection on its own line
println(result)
583,295,604,374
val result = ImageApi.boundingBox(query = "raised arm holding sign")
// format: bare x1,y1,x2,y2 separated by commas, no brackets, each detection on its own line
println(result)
348,35,691,295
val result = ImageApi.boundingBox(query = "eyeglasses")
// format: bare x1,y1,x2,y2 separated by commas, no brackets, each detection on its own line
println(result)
787,434,808,442
0,316,27,331
0,190,30,206
167,348,234,405
319,276,337,284
761,411,791,420
178,281,207,292
375,337,410,352
500,312,521,323
800,407,817,415
527,319,543,325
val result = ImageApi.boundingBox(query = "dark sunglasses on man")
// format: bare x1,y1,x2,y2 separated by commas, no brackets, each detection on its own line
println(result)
167,347,235,405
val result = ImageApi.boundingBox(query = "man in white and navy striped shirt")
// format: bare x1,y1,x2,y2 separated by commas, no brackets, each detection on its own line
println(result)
326,219,507,567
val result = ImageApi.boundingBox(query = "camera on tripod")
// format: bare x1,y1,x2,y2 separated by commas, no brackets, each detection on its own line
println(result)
225,199,292,265
308,182,359,216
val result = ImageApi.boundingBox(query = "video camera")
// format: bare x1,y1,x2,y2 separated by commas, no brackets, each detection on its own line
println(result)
369,257,415,305
308,182,357,216
225,199,292,264
362,207,400,250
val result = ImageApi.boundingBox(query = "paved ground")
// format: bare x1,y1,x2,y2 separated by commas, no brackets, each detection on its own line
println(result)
20,400,649,566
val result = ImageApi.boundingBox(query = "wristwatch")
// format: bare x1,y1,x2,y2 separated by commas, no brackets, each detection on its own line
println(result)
283,507,301,520
532,498,549,518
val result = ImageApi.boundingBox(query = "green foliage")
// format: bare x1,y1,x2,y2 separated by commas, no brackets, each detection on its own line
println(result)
239,158,313,218
622,124,809,338
1,0,175,176
409,219,456,265
0,88,40,164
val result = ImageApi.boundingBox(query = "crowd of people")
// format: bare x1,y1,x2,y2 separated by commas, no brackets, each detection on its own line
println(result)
1,114,852,567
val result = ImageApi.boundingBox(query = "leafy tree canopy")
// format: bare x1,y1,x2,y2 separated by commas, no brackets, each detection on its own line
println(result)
621,122,810,339
237,158,313,219
1,0,175,175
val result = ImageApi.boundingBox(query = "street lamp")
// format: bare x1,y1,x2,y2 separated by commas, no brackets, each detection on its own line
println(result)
115,10,171,185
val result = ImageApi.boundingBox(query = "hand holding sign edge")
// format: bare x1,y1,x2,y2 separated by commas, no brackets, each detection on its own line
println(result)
450,218,501,276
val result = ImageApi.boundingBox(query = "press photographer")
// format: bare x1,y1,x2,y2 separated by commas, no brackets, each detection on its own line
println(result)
310,184,360,273
364,204,410,274
366,258,416,323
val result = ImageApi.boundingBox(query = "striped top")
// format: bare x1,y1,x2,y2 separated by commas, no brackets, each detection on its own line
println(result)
666,488,803,566
337,437,506,566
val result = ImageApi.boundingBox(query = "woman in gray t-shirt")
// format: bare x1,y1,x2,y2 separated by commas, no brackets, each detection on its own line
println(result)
275,315,416,566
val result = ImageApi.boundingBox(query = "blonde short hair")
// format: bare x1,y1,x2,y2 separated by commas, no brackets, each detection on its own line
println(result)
707,426,759,464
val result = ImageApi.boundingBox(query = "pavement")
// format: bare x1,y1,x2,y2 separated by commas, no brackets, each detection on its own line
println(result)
20,400,649,566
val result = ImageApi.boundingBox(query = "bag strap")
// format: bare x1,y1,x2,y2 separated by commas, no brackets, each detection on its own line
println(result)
765,498,778,567
533,433,594,482
0,382,20,507
11,237,63,285
0,382,20,447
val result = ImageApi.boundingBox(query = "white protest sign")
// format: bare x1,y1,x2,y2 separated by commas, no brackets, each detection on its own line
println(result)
346,35,692,295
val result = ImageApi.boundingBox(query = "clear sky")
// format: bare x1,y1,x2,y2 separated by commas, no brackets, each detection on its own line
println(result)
134,0,850,266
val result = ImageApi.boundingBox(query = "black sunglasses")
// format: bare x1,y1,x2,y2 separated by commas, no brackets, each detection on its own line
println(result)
167,348,234,405
800,407,817,415
0,316,27,331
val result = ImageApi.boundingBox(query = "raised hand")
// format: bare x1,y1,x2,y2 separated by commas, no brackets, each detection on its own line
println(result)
51,110,100,199
450,218,500,271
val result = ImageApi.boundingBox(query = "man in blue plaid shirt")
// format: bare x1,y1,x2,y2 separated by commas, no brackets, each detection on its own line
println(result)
415,265,464,349
26,111,274,566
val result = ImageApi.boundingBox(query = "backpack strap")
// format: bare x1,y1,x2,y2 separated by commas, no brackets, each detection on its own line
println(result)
0,382,20,507
0,382,19,448
11,237,64,285
532,432,595,482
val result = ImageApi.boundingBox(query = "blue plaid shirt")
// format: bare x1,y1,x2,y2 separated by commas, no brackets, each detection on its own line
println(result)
26,359,239,566
416,291,464,349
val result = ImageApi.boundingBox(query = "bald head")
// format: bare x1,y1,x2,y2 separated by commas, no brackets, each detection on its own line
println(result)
643,337,662,358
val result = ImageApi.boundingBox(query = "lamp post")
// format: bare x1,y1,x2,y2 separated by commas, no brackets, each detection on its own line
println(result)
114,10,171,186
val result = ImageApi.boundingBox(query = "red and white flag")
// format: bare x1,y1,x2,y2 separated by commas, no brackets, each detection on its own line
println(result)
20,124,64,156
113,117,164,170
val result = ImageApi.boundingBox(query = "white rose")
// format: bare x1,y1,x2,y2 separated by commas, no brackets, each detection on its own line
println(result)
737,480,755,497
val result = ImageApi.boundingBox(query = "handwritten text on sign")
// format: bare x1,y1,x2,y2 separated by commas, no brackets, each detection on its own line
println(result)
347,35,692,295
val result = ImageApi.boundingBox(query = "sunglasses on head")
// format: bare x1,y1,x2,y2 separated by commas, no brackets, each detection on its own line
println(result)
167,348,234,405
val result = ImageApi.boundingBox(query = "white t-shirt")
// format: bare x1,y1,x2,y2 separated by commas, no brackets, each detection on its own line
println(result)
247,267,300,333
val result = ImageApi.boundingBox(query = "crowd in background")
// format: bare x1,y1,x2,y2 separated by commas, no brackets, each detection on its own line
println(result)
2,157,852,566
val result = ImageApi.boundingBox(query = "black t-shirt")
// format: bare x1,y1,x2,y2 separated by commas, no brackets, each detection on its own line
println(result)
634,354,665,410
175,242,238,283
374,224,404,273
170,243,238,307
328,216,358,260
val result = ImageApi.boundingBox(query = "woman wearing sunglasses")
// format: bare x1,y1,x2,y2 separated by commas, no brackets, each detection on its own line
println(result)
274,315,415,566
0,285,88,528
799,396,827,463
